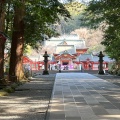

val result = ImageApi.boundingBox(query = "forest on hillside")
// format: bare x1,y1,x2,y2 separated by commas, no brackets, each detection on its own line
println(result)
56,1,105,53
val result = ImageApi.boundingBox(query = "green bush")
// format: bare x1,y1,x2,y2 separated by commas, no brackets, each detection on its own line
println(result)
117,69,120,76
4,87,14,93
108,62,120,75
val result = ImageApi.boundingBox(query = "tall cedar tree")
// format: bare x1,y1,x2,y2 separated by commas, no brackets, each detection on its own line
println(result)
0,0,6,80
9,0,71,81
9,0,25,81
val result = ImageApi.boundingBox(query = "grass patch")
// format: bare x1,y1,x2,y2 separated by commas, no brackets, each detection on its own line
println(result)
3,86,15,93
0,82,23,96
0,90,8,96
0,78,30,96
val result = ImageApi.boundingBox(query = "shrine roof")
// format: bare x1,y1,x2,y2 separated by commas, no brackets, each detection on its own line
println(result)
27,55,52,61
59,40,68,45
76,54,114,62
92,56,114,62
56,52,74,57
76,48,89,50
27,55,43,61
45,34,86,48
55,54,76,59
57,44,74,46
49,34,80,40
57,43,87,49
78,54,93,61
54,50,76,58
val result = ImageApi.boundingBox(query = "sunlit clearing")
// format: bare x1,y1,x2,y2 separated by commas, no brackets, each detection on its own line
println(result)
99,115,120,118
0,116,20,119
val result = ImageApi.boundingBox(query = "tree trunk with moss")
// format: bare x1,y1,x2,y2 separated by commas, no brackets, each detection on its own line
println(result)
116,60,120,73
9,1,25,81
0,0,5,80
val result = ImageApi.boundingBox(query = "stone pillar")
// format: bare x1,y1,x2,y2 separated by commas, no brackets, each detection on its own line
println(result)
42,51,49,75
98,51,104,74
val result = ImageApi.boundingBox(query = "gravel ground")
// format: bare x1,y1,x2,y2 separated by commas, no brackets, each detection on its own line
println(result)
94,74,120,87
0,74,56,120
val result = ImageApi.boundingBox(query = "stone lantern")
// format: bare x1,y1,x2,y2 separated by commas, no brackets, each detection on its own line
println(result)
98,51,104,74
42,51,49,75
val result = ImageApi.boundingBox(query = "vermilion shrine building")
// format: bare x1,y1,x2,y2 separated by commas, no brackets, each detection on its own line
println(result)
23,34,113,71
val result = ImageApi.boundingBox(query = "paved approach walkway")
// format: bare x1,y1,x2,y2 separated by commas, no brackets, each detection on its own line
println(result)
46,73,120,120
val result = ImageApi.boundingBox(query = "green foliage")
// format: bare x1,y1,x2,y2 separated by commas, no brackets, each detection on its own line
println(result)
65,2,84,16
24,45,32,55
24,0,71,46
2,0,71,80
4,0,71,47
60,2,86,33
102,27,120,61
87,44,105,54
3,86,14,93
85,0,120,61
108,62,120,76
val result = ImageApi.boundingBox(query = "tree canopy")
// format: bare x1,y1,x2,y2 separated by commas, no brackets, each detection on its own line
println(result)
4,0,71,46
59,2,86,34
0,0,71,81
85,0,120,61
24,0,71,46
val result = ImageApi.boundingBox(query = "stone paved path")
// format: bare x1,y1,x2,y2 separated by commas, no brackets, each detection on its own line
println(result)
46,73,120,120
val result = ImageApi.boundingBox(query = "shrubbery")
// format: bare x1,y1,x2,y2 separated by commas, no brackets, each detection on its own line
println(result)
108,62,120,76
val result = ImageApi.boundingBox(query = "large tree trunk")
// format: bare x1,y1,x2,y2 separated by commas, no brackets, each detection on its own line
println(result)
0,0,5,80
9,0,25,82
